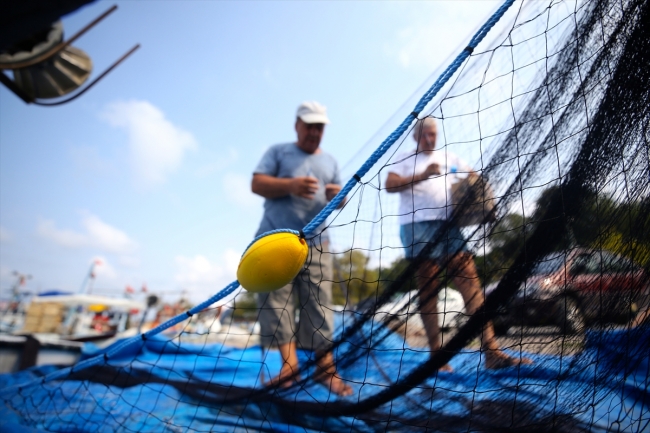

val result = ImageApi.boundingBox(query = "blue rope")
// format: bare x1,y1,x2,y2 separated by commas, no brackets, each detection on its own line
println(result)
241,228,301,257
2,0,515,395
304,0,515,236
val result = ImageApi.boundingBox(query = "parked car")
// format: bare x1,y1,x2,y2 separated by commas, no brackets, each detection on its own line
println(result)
358,288,467,333
490,248,649,335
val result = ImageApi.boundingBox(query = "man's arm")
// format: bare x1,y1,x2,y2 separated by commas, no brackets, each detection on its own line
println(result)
325,183,346,209
385,162,441,193
252,173,319,199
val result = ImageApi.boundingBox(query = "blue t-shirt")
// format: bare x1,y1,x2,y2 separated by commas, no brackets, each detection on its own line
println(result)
254,142,341,241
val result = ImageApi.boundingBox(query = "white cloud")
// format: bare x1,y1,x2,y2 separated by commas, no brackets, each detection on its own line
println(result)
0,226,12,243
102,100,197,187
174,249,240,304
37,219,87,248
222,172,262,208
37,214,138,254
83,215,137,254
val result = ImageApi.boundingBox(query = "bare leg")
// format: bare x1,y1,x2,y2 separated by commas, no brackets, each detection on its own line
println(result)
313,350,353,396
448,253,532,369
266,341,300,387
631,308,650,327
417,259,453,371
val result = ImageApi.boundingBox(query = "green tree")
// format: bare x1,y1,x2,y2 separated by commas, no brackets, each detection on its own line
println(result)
475,212,531,284
377,257,411,292
231,291,258,321
579,197,650,269
475,186,650,282
332,250,381,306
534,185,650,268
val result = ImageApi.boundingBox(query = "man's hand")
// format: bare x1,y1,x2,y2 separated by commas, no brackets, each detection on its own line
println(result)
386,162,440,193
325,183,341,201
418,163,440,181
291,176,319,199
251,173,343,203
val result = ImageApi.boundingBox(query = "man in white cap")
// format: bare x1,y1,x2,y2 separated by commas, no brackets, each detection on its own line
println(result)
251,101,352,396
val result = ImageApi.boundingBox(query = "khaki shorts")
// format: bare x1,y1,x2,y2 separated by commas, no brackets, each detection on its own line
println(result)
257,244,334,352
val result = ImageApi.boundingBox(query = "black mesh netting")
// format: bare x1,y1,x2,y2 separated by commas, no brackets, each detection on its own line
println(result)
1,0,649,431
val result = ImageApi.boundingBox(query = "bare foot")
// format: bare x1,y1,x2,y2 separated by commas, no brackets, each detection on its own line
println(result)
266,364,301,388
314,371,353,397
485,350,533,370
631,309,650,327
429,348,453,372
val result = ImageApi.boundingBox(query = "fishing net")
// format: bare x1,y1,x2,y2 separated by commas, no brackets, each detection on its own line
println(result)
2,0,649,431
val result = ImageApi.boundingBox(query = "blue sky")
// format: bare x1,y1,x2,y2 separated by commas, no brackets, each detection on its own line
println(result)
1,0,509,304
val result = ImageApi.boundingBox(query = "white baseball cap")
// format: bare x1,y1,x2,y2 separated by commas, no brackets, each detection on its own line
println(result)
296,101,330,124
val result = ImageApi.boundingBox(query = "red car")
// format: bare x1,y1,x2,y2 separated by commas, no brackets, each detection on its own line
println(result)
490,248,649,335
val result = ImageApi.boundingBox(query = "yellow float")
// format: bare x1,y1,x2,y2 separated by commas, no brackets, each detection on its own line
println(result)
237,232,308,293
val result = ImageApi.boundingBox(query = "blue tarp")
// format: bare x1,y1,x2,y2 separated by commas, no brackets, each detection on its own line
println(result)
1,316,649,432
